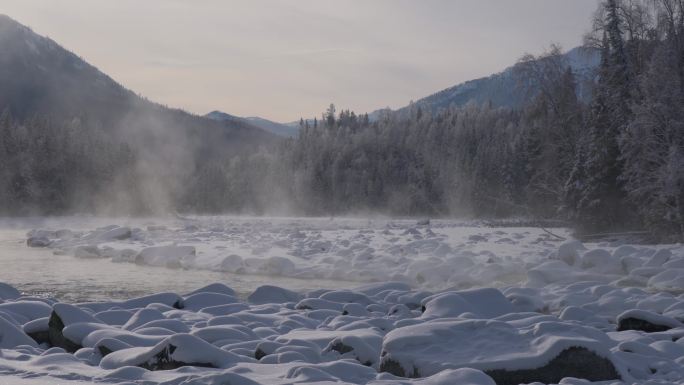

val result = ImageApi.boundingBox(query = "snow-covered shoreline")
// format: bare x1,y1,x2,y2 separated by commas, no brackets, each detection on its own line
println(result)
0,216,683,384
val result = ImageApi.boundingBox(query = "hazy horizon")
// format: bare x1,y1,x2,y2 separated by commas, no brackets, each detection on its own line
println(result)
0,0,599,122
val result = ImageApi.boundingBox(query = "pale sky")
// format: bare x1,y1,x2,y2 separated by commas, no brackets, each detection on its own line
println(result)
0,0,599,122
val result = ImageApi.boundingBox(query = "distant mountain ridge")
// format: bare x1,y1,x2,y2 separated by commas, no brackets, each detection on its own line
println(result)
205,111,298,138
369,46,600,120
0,14,276,160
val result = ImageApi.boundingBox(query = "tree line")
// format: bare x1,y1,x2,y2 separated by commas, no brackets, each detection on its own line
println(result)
0,0,682,241
211,0,683,241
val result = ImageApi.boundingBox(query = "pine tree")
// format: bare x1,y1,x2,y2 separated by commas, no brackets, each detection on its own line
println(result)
564,1,636,233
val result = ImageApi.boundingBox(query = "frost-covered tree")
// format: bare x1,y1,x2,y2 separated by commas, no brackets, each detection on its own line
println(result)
620,0,684,240
564,0,636,233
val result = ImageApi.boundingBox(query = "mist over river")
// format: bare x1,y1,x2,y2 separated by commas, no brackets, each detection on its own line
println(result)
0,217,359,302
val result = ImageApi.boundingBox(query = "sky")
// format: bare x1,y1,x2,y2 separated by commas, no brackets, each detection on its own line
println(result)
0,0,599,122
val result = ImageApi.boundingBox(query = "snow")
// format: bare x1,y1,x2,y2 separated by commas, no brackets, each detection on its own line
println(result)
616,309,684,329
380,318,624,378
0,282,21,300
248,285,303,305
0,316,37,348
99,333,246,370
420,288,515,319
0,216,682,384
11,216,684,294
52,303,99,325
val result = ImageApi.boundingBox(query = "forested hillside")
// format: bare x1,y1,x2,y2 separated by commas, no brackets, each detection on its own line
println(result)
0,15,276,214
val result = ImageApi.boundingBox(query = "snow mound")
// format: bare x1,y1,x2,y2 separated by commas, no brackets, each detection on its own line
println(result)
100,333,245,370
380,318,624,382
421,288,514,319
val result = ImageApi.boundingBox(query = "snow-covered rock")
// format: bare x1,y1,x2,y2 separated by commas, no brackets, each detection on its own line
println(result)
100,333,245,370
379,318,623,383
421,288,514,319
616,309,684,332
0,282,21,300
49,303,101,352
0,316,38,348
27,236,51,247
248,285,303,305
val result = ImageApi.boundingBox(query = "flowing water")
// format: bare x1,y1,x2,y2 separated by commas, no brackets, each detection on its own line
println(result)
0,228,356,303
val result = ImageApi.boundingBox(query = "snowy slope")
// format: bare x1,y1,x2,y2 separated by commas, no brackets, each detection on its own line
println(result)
369,46,600,120
0,15,276,156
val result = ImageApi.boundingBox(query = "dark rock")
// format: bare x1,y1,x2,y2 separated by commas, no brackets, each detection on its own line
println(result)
27,237,50,247
94,338,133,358
27,330,50,345
380,347,619,385
248,285,303,305
329,341,354,354
484,347,620,385
617,317,673,333
379,357,419,378
254,341,282,361
112,228,131,240
325,338,375,367
98,345,114,357
54,229,73,239
138,343,216,371
254,348,267,360
47,311,82,352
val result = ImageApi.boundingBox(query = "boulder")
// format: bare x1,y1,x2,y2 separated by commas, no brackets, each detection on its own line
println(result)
248,285,303,305
98,226,132,241
23,317,50,345
185,283,236,297
94,338,133,357
581,249,623,274
0,282,21,300
27,236,50,247
323,335,379,367
483,347,618,385
0,316,37,348
0,300,52,323
78,292,183,313
100,333,243,370
73,245,101,258
420,288,514,319
48,311,83,352
48,303,100,352
616,309,683,332
556,240,585,266
379,318,622,383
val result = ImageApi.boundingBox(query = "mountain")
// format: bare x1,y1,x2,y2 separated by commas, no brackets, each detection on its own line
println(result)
205,111,298,138
0,14,276,160
369,46,600,120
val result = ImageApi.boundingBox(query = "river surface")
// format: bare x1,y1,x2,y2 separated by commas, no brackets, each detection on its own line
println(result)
0,227,356,303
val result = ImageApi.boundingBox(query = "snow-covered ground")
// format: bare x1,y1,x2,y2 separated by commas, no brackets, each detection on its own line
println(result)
0,216,683,384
